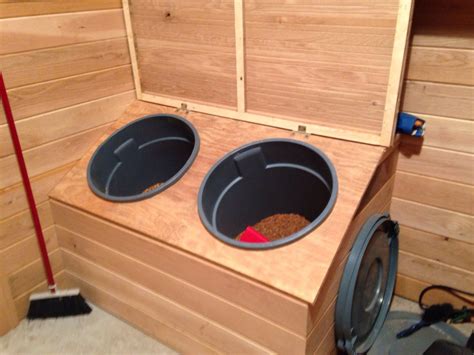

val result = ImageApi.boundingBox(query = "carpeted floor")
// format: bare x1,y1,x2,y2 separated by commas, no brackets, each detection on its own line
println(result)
0,297,471,354
0,304,177,355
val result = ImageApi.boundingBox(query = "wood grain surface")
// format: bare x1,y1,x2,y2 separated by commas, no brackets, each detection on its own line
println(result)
50,100,387,303
126,0,413,145
131,0,237,108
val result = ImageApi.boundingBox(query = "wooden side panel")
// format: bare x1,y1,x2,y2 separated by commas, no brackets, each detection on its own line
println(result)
394,0,474,301
306,148,398,353
62,250,271,354
51,201,309,336
130,0,237,108
57,226,305,353
64,271,220,354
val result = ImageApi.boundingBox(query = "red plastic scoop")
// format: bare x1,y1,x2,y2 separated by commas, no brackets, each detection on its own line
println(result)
239,227,269,243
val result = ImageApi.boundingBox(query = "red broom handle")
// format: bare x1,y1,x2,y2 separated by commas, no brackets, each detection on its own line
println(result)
0,73,56,292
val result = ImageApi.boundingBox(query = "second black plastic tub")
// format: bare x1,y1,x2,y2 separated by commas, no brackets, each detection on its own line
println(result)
87,114,199,202
198,139,338,249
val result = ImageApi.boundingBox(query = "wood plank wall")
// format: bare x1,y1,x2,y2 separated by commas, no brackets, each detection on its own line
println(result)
0,0,134,326
393,0,474,301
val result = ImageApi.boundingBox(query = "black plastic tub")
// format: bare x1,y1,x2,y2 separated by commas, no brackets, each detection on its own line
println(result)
87,114,199,202
198,139,338,249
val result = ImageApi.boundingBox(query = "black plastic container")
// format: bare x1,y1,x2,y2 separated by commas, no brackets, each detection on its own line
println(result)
87,114,199,202
198,139,338,249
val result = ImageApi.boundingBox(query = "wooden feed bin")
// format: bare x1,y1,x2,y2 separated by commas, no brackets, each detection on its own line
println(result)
49,0,413,353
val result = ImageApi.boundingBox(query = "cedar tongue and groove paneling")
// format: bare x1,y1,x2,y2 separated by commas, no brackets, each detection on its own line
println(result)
130,0,237,108
127,0,413,146
393,0,474,301
244,0,398,134
0,1,135,330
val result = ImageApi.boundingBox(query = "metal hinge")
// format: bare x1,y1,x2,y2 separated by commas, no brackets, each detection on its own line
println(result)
292,125,309,138
175,103,189,114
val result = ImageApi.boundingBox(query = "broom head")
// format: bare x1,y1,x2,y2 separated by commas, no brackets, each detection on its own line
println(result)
27,288,92,320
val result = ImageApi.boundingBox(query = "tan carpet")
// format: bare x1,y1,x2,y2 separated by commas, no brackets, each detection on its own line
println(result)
0,304,177,355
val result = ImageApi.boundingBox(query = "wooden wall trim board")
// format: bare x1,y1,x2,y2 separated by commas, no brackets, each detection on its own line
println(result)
0,162,74,220
0,226,57,275
411,27,474,50
400,113,473,154
0,9,127,55
391,198,473,245
0,91,135,157
406,46,474,86
380,0,415,146
8,248,63,298
399,225,474,272
121,0,141,98
396,274,474,310
394,171,473,215
0,1,122,19
0,201,53,251
0,38,131,90
0,124,111,189
1,65,134,123
399,251,474,294
397,143,474,185
233,0,246,113
402,80,474,120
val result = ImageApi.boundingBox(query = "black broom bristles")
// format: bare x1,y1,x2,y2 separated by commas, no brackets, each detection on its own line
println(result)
27,290,92,320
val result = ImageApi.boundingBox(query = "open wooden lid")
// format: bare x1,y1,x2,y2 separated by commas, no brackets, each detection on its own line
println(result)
123,0,413,146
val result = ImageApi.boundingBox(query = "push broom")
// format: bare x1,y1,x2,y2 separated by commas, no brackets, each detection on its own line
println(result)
0,73,92,319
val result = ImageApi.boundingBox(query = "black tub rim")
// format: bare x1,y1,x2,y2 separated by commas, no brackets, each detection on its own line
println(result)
87,113,200,202
197,138,338,250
